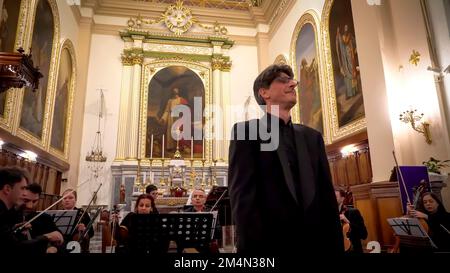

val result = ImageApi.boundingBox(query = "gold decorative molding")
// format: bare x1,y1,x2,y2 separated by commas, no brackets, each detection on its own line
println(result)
289,10,331,143
321,0,366,143
274,54,288,65
16,0,61,151
138,61,212,161
48,39,77,161
211,56,232,71
126,1,229,36
121,51,144,66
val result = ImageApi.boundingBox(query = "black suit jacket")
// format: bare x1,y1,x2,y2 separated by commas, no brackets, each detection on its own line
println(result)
228,118,343,254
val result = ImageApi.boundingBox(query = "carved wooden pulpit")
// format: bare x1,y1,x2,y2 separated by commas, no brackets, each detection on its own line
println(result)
0,48,43,93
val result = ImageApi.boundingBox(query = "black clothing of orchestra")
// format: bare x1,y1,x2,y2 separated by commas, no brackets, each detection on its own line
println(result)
427,211,450,252
0,200,50,254
340,205,368,253
228,114,343,254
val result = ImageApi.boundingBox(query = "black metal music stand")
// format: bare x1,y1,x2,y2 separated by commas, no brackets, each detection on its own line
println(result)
128,213,214,254
43,210,78,236
388,217,437,253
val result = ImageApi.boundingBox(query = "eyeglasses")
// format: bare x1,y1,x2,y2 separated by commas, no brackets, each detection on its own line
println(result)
273,76,299,86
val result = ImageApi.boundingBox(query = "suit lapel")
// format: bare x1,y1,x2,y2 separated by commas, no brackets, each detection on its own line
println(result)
293,125,316,210
260,115,299,205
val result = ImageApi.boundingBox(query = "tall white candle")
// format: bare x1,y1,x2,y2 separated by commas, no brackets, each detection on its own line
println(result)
150,134,154,159
191,137,194,159
162,134,165,159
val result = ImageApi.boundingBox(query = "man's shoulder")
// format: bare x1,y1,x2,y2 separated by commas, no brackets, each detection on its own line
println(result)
293,123,323,138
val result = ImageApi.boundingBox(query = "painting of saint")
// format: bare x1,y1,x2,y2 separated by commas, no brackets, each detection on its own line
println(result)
0,0,21,117
20,0,54,138
146,66,205,159
50,47,72,152
329,0,365,127
295,22,323,134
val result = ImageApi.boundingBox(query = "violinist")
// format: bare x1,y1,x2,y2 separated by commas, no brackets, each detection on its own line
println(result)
15,183,64,253
408,192,450,252
61,189,94,253
0,166,57,254
184,189,207,212
112,194,157,253
335,187,368,253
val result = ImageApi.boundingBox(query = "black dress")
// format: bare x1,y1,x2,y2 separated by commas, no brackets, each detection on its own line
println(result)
427,211,450,252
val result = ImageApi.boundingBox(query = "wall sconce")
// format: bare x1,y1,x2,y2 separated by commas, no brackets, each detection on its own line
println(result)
341,144,358,157
399,109,432,144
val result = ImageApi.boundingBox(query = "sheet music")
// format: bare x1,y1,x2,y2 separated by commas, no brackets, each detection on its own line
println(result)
387,217,437,248
42,210,78,235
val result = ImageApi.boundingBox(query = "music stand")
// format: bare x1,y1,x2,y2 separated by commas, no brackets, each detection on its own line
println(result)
43,210,78,236
128,213,214,254
387,217,437,252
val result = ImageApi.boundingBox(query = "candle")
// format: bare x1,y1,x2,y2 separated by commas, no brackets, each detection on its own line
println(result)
191,136,194,159
150,134,154,159
202,138,205,160
162,134,165,159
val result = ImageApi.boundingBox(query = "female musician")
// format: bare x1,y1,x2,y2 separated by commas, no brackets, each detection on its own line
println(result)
62,189,94,253
408,192,450,252
112,194,156,253
335,187,368,253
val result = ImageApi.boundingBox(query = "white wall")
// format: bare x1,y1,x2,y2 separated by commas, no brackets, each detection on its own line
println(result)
269,0,325,63
228,44,260,124
77,34,123,206
57,1,79,46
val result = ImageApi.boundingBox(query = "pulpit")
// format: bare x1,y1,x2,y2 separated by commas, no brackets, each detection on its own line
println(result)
0,48,42,93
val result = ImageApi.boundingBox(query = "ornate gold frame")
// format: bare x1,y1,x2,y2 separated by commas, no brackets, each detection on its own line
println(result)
139,60,212,164
15,0,61,150
273,54,288,65
289,10,331,143
0,0,33,132
48,39,77,161
321,0,366,142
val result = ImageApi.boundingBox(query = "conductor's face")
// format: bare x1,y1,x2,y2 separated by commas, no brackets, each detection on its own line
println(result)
259,72,298,109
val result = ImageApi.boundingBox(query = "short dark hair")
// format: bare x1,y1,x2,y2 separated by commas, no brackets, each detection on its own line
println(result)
253,64,294,106
0,166,29,190
334,187,346,198
26,183,42,195
145,184,158,194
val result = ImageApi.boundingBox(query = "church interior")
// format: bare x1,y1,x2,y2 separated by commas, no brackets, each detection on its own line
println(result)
1,0,450,254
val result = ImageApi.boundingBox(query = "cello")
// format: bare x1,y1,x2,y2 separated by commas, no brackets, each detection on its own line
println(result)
389,151,429,253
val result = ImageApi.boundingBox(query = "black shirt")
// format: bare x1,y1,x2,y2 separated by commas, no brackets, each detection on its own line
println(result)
266,113,302,202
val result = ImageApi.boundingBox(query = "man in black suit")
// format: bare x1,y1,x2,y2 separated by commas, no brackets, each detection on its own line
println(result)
228,64,343,254
335,188,368,253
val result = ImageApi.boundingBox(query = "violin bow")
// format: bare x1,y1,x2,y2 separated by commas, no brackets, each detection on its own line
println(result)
392,150,412,205
13,178,91,233
70,182,103,237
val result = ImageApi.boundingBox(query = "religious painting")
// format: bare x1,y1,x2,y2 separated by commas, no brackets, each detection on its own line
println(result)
146,66,205,159
294,21,323,135
0,0,21,117
19,0,54,138
50,46,73,152
328,0,365,128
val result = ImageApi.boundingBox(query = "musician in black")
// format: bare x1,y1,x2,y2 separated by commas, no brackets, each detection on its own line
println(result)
61,189,94,253
335,187,368,253
0,166,60,254
15,183,63,253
